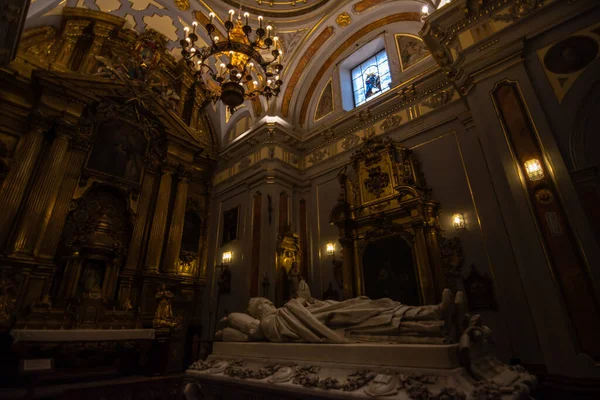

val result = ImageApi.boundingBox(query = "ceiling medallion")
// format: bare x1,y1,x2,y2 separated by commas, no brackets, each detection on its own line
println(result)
173,0,189,11
336,12,352,28
180,6,283,114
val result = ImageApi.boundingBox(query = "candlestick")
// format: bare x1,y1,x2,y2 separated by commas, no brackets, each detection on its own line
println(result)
209,12,214,24
192,21,197,34
266,25,272,39
244,12,249,26
258,16,263,29
229,9,234,22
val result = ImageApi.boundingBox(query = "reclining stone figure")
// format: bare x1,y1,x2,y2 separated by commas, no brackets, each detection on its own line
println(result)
215,288,459,344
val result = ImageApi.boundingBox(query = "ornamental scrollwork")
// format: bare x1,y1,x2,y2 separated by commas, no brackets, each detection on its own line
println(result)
307,148,328,163
380,114,402,131
341,134,361,149
364,166,390,197
422,88,455,109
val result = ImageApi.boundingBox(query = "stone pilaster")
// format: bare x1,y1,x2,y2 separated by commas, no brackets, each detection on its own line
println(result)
144,162,176,272
124,171,155,270
0,113,51,249
10,122,74,258
162,166,193,274
37,133,91,259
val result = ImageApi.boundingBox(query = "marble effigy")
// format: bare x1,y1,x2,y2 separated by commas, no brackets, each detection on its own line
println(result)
215,288,457,344
184,290,536,399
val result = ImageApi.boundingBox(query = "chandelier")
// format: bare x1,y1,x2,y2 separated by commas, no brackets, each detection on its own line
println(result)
180,7,284,114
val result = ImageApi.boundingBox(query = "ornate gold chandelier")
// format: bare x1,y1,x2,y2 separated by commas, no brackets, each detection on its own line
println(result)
180,7,284,114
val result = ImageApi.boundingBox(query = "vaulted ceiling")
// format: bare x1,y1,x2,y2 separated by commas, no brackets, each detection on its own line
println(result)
25,0,440,139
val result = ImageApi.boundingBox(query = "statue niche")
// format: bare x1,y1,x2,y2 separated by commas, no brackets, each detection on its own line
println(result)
56,186,132,303
330,134,447,304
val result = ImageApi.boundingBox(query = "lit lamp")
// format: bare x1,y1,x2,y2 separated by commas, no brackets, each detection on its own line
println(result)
222,251,232,265
524,158,544,182
421,5,429,21
452,213,466,230
326,243,335,257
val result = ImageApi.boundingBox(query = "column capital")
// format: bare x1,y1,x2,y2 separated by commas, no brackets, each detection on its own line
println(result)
177,165,195,182
28,111,53,134
55,120,78,140
161,160,179,175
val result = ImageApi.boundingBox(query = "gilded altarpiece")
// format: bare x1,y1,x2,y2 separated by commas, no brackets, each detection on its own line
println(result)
0,8,215,378
330,135,447,305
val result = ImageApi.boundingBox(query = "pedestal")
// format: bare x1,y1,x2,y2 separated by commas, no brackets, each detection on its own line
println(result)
184,342,536,400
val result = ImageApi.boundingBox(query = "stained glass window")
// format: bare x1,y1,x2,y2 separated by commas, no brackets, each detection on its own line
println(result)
351,50,392,107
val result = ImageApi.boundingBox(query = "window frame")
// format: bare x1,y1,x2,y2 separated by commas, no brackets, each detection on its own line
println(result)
350,49,392,108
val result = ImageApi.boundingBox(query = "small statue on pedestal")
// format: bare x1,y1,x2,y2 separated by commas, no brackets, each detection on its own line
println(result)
153,284,182,331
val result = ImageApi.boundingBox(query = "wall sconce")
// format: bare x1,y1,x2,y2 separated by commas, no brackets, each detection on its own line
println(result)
421,5,429,21
222,251,232,265
452,213,466,230
523,158,544,182
326,243,335,256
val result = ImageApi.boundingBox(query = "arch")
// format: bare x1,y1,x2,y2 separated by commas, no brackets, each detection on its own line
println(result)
298,12,420,125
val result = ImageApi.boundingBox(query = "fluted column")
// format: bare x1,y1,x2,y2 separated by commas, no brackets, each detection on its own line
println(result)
162,167,192,274
38,133,91,259
124,171,155,270
10,122,74,258
0,113,51,249
144,163,175,272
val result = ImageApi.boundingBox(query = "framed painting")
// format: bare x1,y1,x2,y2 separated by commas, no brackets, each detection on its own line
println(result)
315,79,334,121
395,34,430,71
222,206,239,244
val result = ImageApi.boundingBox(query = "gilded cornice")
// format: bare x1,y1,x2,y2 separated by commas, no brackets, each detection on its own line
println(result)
62,6,126,27
212,69,460,183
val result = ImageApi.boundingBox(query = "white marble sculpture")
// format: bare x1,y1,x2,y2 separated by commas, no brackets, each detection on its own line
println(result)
215,286,456,344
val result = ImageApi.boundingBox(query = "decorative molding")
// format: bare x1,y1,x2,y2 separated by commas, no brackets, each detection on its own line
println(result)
335,12,352,28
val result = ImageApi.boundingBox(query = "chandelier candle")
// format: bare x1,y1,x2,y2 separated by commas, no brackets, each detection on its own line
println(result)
180,7,284,114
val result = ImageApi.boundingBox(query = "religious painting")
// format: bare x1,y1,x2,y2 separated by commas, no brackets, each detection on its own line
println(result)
222,207,239,244
362,236,420,305
87,119,148,184
315,79,334,121
395,34,430,71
